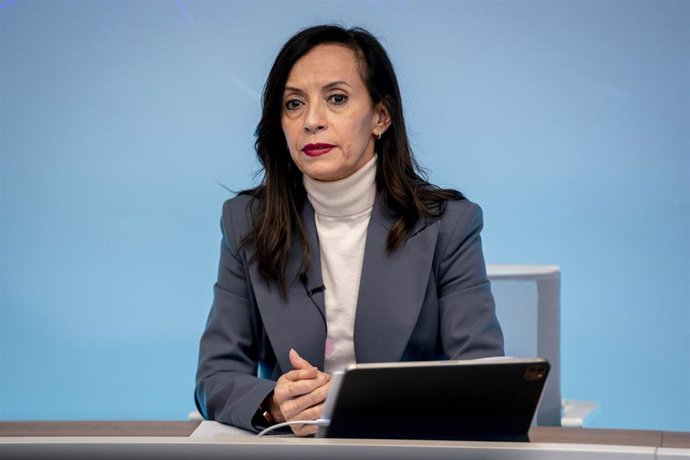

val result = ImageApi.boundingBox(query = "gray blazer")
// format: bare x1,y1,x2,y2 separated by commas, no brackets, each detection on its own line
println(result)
195,194,504,431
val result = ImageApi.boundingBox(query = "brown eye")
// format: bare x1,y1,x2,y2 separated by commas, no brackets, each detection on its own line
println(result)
328,94,348,105
285,99,303,110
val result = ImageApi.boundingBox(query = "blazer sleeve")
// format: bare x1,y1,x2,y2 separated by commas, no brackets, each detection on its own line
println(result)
436,200,505,359
194,198,275,431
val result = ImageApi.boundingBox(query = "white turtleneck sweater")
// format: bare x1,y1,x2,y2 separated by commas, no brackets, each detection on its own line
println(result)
303,155,377,374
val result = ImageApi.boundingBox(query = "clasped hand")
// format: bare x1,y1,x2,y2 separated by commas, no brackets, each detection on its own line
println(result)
265,348,330,436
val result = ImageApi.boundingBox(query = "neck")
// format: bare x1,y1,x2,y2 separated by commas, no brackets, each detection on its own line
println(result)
303,155,377,217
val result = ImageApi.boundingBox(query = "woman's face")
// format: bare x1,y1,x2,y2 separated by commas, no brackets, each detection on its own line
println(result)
281,44,390,181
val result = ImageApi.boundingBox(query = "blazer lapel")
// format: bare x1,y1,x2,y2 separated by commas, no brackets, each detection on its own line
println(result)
249,201,327,372
301,201,327,324
353,197,439,363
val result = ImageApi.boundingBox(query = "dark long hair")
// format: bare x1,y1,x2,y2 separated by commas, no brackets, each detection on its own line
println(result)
245,25,463,295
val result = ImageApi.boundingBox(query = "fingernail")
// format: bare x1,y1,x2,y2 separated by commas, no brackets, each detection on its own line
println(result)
290,348,303,359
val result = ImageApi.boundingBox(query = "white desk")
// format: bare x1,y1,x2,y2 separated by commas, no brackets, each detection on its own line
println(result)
0,436,663,459
1,422,689,460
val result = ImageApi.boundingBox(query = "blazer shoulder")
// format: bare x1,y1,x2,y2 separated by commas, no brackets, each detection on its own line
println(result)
432,198,486,259
438,198,484,233
220,194,256,246
222,193,254,217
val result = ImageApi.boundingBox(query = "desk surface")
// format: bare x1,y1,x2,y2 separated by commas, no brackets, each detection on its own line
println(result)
1,421,689,460
2,421,688,447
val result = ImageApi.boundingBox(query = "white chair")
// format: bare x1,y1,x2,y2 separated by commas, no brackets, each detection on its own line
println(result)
488,264,598,427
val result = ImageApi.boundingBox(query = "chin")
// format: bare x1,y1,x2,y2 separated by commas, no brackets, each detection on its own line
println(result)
301,163,344,182
305,170,341,181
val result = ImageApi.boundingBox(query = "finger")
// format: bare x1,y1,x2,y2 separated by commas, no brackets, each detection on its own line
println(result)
288,404,325,437
291,402,324,422
291,422,318,437
283,367,319,382
274,372,330,403
289,348,314,370
283,389,326,418
279,384,329,421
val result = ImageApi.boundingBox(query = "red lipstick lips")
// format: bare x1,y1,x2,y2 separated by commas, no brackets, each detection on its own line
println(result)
303,143,335,157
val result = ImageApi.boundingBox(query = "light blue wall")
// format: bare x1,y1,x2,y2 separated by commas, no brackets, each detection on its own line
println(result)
1,0,688,430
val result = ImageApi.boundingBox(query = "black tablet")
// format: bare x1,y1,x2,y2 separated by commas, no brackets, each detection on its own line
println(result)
316,357,550,441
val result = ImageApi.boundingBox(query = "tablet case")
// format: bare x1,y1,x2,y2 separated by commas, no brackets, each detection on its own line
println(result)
317,358,550,441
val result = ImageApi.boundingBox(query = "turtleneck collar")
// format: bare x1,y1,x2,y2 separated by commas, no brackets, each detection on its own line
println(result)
303,155,377,218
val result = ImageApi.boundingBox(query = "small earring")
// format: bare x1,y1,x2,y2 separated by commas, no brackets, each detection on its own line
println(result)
376,130,382,140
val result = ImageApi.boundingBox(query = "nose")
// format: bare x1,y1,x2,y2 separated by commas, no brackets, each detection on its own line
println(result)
303,103,326,133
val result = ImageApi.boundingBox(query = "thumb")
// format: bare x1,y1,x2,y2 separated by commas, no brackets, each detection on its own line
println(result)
289,348,314,370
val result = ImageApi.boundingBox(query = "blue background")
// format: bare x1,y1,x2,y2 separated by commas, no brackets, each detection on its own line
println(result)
1,0,688,430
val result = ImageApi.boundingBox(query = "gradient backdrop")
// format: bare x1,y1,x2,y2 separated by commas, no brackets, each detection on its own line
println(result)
1,0,688,430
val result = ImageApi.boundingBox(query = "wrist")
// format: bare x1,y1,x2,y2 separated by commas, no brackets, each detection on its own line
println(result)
269,394,287,424
261,392,285,424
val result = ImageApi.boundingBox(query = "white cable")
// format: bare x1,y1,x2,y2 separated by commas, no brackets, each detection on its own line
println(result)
256,418,331,437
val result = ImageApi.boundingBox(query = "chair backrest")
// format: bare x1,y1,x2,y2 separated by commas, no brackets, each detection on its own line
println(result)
487,265,561,426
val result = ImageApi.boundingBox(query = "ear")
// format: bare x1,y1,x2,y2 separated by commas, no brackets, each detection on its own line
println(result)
372,102,392,137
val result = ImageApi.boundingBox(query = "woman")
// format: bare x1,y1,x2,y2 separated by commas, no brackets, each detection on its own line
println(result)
195,25,504,436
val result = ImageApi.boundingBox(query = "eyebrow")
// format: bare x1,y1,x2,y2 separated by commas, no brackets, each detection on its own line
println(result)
283,80,353,93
